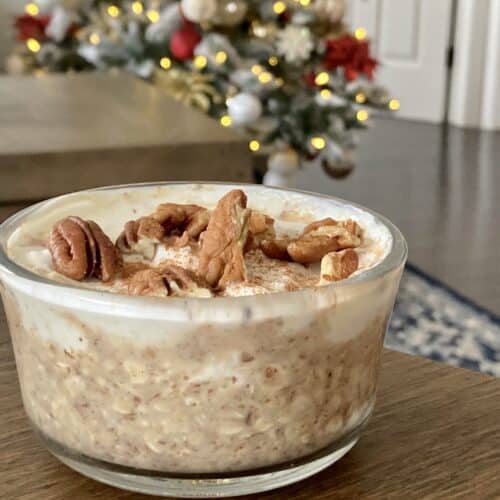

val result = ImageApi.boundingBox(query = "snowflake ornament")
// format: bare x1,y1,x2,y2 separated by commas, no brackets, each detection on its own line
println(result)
276,25,314,63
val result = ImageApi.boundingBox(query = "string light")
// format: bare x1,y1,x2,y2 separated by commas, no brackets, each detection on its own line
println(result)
131,1,143,14
215,51,227,64
89,32,101,45
299,0,311,5
310,136,326,150
273,1,286,14
314,72,330,86
356,109,369,122
268,56,278,66
194,55,207,69
26,38,41,53
24,3,39,16
220,115,232,127
354,27,367,40
251,64,263,75
389,99,401,110
258,71,273,84
160,57,171,69
146,9,160,22
320,89,332,99
249,140,261,152
107,5,120,17
275,77,284,87
355,92,366,103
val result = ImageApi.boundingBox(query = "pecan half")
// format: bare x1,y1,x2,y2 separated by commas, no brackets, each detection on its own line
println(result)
199,189,249,288
287,219,362,264
128,265,212,297
152,203,209,242
319,249,359,284
246,211,276,251
260,238,292,261
116,216,165,259
48,216,120,281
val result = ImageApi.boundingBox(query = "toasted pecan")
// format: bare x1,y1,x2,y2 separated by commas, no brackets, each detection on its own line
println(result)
128,265,212,297
319,249,359,283
246,211,276,251
199,189,249,288
116,216,165,259
48,216,120,281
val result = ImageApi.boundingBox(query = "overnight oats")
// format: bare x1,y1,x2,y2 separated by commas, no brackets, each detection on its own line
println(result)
0,183,406,497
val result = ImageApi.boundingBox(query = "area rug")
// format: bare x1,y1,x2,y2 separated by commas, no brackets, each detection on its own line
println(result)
387,263,500,377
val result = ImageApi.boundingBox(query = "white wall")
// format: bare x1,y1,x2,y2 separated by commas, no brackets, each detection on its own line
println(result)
0,0,24,71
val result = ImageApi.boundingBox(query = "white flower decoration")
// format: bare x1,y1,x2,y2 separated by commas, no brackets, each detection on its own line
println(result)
276,25,314,63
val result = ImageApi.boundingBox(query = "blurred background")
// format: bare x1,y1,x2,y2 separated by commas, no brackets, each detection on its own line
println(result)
0,1,499,371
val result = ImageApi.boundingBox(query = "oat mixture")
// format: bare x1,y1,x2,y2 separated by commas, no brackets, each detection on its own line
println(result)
2,185,400,473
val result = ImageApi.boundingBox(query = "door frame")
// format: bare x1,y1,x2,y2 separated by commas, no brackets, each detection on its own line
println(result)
448,0,500,130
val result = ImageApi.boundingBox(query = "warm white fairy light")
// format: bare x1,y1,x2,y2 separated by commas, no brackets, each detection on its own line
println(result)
26,38,41,52
273,1,286,14
389,99,401,110
194,55,207,69
89,32,101,45
220,115,232,127
258,71,272,84
146,9,160,22
268,56,278,66
311,136,326,150
249,140,260,152
320,89,332,99
160,57,171,69
24,3,39,16
314,72,330,86
131,1,143,14
107,5,120,17
215,51,227,64
354,27,367,40
355,92,366,104
356,109,369,122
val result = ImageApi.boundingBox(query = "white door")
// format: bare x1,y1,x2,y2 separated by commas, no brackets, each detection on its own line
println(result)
346,0,454,123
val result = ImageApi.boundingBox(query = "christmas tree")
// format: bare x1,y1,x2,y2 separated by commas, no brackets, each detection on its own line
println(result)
8,0,399,182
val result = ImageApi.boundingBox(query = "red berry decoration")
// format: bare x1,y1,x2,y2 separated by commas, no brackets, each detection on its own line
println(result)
323,34,377,81
14,14,50,41
169,22,201,61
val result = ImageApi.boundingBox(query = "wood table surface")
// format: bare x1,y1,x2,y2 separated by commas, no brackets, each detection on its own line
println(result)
1,304,500,499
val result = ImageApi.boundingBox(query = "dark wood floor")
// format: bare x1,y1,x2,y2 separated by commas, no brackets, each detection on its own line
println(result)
297,118,500,314
1,118,499,314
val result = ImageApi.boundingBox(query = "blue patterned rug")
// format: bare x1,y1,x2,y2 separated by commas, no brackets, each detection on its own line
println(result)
387,264,500,377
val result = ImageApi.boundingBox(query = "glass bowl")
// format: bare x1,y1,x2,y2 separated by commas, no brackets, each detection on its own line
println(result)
0,183,407,497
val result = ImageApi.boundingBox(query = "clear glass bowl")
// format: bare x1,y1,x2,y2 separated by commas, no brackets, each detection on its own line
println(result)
0,183,407,497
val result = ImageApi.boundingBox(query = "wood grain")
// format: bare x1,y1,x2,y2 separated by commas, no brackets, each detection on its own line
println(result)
1,306,500,499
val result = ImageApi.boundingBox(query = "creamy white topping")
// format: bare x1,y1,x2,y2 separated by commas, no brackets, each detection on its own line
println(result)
6,184,393,297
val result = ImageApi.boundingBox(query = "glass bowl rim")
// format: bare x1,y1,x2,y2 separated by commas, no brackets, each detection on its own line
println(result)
0,181,407,315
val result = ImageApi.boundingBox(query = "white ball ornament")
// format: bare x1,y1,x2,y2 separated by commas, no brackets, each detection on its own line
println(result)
264,148,300,188
227,93,262,125
314,0,345,24
181,0,217,23
215,0,248,27
268,148,300,175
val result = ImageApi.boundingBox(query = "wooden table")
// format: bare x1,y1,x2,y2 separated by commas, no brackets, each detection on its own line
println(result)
1,309,499,500
0,72,252,202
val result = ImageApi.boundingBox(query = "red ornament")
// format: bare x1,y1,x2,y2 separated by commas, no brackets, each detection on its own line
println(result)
169,22,201,61
14,14,50,41
323,34,377,81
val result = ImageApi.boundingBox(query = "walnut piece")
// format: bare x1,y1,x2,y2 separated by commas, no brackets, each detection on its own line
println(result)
287,219,362,264
116,216,165,260
199,189,249,288
246,211,276,251
152,203,209,242
128,265,212,297
319,249,359,284
48,216,120,282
